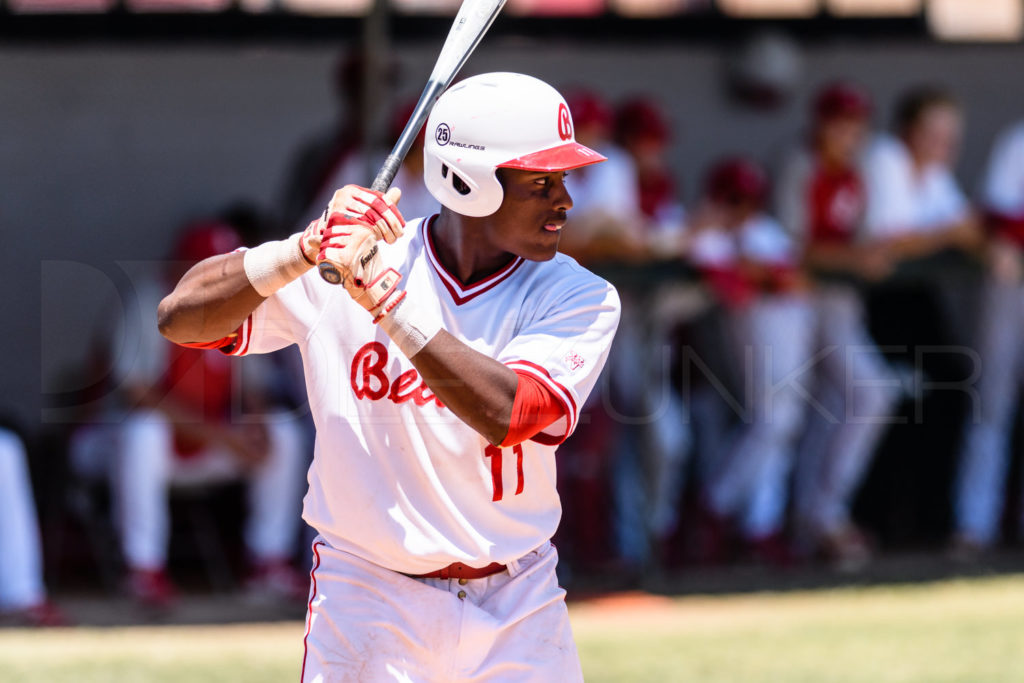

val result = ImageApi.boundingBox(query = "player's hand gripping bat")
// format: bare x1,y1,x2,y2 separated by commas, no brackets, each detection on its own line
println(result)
318,0,508,285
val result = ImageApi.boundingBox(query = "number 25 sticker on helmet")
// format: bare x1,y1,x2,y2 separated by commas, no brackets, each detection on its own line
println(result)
424,72,607,218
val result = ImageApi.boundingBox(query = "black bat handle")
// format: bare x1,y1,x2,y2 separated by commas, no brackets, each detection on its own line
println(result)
316,158,400,286
372,155,403,193
317,156,402,284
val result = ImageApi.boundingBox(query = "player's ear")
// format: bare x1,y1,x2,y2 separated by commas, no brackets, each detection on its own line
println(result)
494,167,510,190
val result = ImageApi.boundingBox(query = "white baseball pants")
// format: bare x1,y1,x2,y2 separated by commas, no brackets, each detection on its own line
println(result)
955,278,1024,545
301,539,583,683
0,429,46,610
708,296,815,538
793,286,901,538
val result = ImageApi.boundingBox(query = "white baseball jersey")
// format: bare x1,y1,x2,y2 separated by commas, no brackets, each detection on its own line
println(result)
860,134,970,238
228,217,620,574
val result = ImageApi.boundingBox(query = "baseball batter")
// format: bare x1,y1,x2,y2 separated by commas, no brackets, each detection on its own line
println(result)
157,72,620,681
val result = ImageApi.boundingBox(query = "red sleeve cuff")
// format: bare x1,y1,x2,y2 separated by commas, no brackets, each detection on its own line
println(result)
499,369,571,448
174,316,252,357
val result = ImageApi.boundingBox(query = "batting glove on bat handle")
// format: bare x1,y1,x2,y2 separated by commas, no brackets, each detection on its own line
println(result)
318,257,404,292
317,215,405,321
318,185,404,284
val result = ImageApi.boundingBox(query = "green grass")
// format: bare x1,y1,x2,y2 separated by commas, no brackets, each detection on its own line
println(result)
2,576,1024,682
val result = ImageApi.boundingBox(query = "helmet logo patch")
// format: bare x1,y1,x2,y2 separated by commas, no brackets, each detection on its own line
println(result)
435,123,451,146
557,103,573,141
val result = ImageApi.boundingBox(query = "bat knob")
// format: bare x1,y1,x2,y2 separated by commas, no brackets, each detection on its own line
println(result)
318,262,343,285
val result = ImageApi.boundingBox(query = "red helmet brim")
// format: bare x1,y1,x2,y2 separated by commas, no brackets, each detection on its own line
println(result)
497,142,607,172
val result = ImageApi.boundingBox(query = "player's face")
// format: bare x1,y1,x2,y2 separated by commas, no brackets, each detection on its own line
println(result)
818,116,868,166
488,168,574,262
626,135,666,172
908,104,962,168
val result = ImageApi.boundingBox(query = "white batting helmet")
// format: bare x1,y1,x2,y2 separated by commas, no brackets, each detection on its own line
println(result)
424,72,607,217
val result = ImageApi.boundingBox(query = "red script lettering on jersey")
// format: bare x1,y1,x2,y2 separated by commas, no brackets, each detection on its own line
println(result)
350,342,445,408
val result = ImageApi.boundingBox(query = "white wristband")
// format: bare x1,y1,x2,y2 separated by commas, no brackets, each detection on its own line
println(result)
243,233,313,298
378,296,443,358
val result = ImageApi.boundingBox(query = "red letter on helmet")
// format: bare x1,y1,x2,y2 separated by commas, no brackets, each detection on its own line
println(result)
557,103,573,142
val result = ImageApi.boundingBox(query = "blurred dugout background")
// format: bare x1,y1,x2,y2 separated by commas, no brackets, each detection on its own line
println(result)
5,0,1024,615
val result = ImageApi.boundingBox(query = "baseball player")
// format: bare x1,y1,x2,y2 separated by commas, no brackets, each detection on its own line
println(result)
0,423,67,626
614,97,687,254
278,50,398,234
951,119,1024,557
69,220,309,609
689,158,814,564
860,87,979,261
775,83,901,569
157,72,620,681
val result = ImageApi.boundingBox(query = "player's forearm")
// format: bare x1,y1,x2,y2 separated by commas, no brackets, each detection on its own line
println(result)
803,243,864,273
882,217,981,262
408,331,518,445
158,252,265,344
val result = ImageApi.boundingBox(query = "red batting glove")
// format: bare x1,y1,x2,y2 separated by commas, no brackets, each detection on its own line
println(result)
319,214,406,321
322,185,405,244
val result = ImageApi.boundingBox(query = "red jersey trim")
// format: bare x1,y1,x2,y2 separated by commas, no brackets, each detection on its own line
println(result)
422,216,525,306
504,360,579,444
221,315,253,357
301,540,325,683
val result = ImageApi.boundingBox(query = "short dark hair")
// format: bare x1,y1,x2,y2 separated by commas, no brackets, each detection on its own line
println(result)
894,86,959,136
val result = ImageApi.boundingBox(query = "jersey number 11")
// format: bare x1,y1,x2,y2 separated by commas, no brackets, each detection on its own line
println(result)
484,444,524,502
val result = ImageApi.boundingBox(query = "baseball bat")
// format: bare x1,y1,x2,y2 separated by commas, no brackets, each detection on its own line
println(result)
318,0,508,285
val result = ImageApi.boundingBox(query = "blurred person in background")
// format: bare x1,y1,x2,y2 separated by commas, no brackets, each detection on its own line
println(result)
614,96,688,258
332,98,440,222
556,89,644,264
69,220,308,610
859,86,982,545
776,82,901,570
0,421,68,627
951,119,1024,559
688,157,814,565
860,86,980,263
611,96,695,569
278,49,398,233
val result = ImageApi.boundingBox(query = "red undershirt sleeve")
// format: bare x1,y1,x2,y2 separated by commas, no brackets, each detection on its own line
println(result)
174,319,247,355
499,369,570,448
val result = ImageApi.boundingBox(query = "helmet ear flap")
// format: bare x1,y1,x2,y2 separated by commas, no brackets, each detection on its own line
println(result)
425,148,505,217
440,162,470,194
